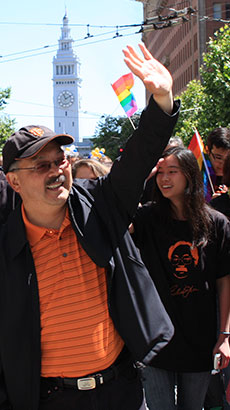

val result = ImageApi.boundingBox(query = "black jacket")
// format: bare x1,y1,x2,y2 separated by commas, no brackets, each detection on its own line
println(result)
0,97,179,410
0,169,19,224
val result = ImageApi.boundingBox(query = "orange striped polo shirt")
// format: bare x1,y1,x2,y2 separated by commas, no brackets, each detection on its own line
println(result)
22,205,124,377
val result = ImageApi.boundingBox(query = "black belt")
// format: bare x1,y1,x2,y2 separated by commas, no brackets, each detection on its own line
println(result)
41,350,133,391
63,367,115,390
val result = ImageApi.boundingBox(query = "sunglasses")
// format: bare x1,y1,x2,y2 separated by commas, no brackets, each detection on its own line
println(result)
10,157,69,174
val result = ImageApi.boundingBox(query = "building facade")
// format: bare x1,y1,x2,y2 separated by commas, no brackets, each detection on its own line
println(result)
52,12,81,143
136,0,230,96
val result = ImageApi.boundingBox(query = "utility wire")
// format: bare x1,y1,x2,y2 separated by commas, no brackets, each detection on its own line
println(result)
0,111,103,120
0,8,229,64
0,26,134,59
0,30,140,64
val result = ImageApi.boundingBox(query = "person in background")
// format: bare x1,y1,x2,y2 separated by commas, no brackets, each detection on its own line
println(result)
210,151,230,220
131,146,230,410
0,165,19,224
65,151,79,166
206,127,230,200
204,129,230,410
167,136,184,149
209,150,230,410
0,43,179,410
72,158,110,179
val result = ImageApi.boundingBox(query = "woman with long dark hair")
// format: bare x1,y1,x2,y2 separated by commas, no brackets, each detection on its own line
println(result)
131,146,230,410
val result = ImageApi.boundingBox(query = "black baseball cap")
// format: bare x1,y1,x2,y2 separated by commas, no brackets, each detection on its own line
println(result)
3,125,74,174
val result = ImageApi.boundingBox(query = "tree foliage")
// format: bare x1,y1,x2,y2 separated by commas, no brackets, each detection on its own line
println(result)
174,25,230,146
200,25,230,130
93,26,230,151
173,80,210,147
0,88,16,151
92,112,141,161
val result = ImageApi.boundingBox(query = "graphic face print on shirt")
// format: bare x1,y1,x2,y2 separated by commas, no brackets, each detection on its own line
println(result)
168,241,200,299
168,241,199,279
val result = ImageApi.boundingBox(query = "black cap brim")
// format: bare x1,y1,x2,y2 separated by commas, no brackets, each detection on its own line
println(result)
16,134,74,160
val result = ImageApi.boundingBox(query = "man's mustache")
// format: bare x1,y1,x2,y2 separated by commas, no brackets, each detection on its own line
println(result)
46,174,66,185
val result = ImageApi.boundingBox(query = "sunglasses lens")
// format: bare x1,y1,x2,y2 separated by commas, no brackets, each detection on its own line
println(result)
36,163,51,173
35,157,67,173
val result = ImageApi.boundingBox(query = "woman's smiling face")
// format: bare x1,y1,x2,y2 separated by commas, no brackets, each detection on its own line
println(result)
156,154,187,204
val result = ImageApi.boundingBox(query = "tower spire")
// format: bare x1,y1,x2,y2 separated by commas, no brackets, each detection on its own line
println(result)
64,6,67,19
52,13,81,144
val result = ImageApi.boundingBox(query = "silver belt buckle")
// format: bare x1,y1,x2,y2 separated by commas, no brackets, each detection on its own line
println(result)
77,377,96,390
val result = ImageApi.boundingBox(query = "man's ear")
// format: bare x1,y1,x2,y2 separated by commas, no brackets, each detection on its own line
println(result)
6,172,21,193
205,145,210,154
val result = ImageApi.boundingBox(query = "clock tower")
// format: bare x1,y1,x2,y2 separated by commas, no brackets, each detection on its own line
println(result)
53,12,81,143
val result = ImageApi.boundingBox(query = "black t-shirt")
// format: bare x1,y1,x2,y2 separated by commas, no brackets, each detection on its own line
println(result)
210,192,230,220
132,203,230,372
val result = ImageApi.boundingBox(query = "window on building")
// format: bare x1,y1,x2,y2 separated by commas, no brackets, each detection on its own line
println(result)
72,122,75,126
65,112,67,116
59,122,61,127
60,66,63,75
213,3,222,19
226,3,230,18
56,66,59,75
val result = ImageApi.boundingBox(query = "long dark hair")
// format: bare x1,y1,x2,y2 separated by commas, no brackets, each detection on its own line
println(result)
153,146,212,246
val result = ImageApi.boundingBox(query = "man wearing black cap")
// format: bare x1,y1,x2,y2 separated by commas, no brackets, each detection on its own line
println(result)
0,44,179,410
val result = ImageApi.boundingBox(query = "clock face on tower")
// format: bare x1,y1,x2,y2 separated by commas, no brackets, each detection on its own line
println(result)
58,90,75,107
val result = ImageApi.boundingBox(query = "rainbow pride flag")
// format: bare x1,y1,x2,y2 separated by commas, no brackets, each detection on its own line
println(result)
188,129,215,202
112,73,138,117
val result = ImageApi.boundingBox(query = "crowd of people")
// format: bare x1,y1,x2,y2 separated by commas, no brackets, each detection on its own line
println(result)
0,43,229,410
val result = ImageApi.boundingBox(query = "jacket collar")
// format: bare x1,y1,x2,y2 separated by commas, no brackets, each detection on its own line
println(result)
6,204,29,259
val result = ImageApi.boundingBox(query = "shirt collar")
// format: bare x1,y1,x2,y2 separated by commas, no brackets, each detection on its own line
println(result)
22,204,71,247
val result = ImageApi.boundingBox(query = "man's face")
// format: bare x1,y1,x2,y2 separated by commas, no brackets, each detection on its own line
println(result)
7,141,72,212
208,145,228,176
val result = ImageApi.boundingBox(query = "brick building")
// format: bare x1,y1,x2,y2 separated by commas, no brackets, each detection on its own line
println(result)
136,0,230,96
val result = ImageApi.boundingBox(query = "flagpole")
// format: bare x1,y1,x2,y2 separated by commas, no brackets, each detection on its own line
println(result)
128,116,136,130
194,128,215,195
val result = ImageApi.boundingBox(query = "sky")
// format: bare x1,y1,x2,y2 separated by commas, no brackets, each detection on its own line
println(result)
0,0,146,140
